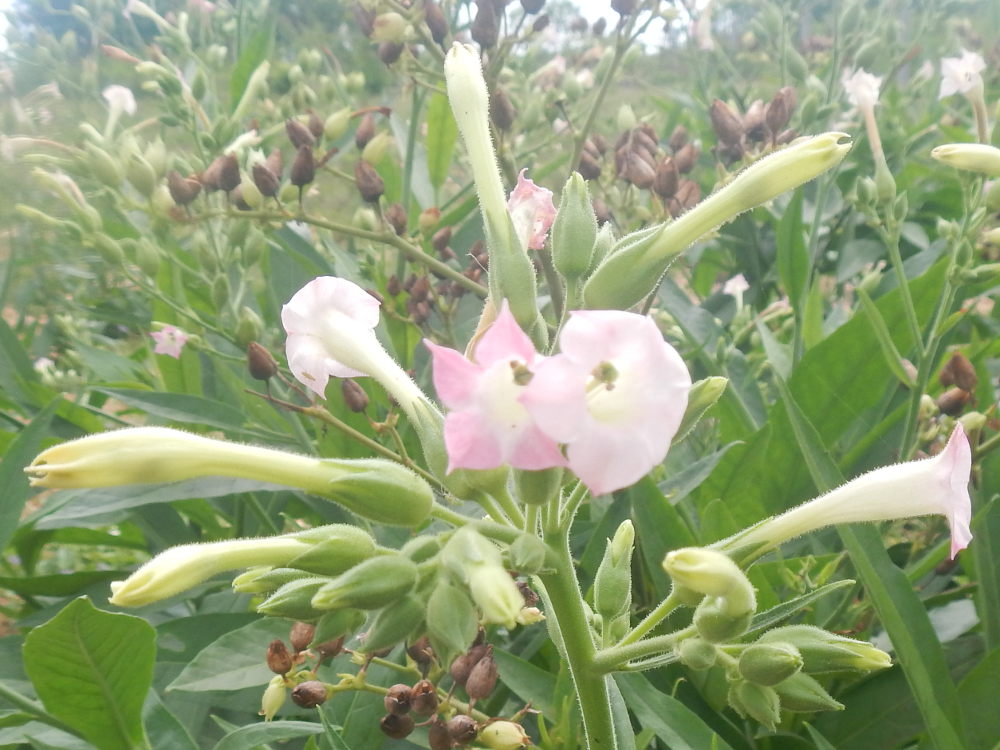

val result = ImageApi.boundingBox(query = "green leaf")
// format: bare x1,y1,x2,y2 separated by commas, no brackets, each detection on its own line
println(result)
775,189,809,309
94,388,246,430
229,25,273,110
607,677,637,750
856,287,914,387
745,579,854,635
142,691,198,750
0,571,130,597
22,597,155,750
168,618,288,693
0,398,59,552
775,376,967,750
628,476,697,597
0,317,38,405
972,494,1000,650
212,720,324,750
801,275,825,349
318,708,351,750
615,673,732,750
425,91,458,192
957,645,1000,749
493,648,557,716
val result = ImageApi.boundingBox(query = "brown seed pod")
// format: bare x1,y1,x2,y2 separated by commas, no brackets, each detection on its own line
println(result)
939,352,978,391
578,151,602,180
384,202,408,236
167,170,201,205
611,0,636,15
449,643,489,686
653,156,679,199
265,147,284,178
355,113,376,150
668,124,689,151
673,141,700,173
289,621,315,652
447,714,478,745
471,0,498,49
410,678,439,715
380,713,415,739
465,647,498,701
387,275,403,296
409,275,431,303
290,145,315,188
266,639,293,675
765,87,796,138
428,717,453,750
490,88,516,131
432,226,453,253
520,0,545,13
291,680,329,708
315,635,345,663
354,159,385,203
532,13,549,32
743,99,768,143
251,162,280,198
424,0,450,45
384,683,413,715
247,342,279,381
709,99,744,146
307,110,324,140
286,118,315,149
378,41,405,65
592,16,607,35
937,386,971,416
341,378,369,412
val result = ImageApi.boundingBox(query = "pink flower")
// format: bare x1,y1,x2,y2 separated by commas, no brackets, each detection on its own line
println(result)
734,424,973,559
507,170,556,251
521,311,691,495
150,325,188,358
425,302,566,472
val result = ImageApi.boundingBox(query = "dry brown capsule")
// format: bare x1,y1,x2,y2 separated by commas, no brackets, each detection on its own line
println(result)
471,0,498,48
531,13,549,32
289,621,316,652
653,156,679,199
307,110,324,140
379,41,405,65
315,635,345,663
939,352,977,391
341,379,369,412
520,0,545,12
410,678,439,715
465,647,498,701
937,387,971,416
673,141,700,173
709,99,744,147
743,99,767,143
355,160,385,203
266,639,293,675
167,170,202,205
668,124,689,151
247,342,279,381
380,713,415,739
490,88,516,132
409,275,431,303
286,118,315,149
447,714,478,745
291,680,329,708
424,0,450,45
578,152,602,181
428,718,453,750
384,683,413,715
611,0,636,15
449,643,489,686
432,226,453,253
290,145,315,188
384,202,408,236
265,147,284,178
251,163,280,198
355,113,376,150
386,275,403,296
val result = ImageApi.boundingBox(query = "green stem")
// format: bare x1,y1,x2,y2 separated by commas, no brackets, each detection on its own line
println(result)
0,680,85,740
594,628,692,673
616,589,682,646
882,222,923,356
431,502,469,527
492,484,525,527
537,530,617,750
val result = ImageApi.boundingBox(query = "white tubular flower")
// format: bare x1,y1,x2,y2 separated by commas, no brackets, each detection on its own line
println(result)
939,49,986,99
732,425,973,559
842,69,882,112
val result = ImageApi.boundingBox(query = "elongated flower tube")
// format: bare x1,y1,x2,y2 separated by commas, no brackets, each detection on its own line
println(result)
444,43,544,342
931,143,1000,178
939,49,989,143
108,524,374,607
25,426,434,526
724,424,973,559
583,133,851,309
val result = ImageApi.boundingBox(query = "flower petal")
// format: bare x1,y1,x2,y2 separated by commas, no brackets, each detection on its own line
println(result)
507,169,556,250
473,300,539,366
425,339,482,408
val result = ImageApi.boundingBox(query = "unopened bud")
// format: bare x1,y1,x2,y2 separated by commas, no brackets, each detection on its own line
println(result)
311,555,418,610
773,672,843,712
363,595,425,653
266,639,293,675
675,376,728,442
259,675,285,721
663,548,756,616
738,642,803,685
552,172,598,281
312,607,365,649
465,646,498,700
384,683,413,715
410,678,439,714
507,533,549,574
931,143,1000,177
247,341,279,381
286,118,315,149
448,714,479,744
324,108,351,142
290,145,315,187
593,520,634,621
380,713,415,739
478,720,531,749
258,576,331,620
756,625,892,673
355,159,385,203
676,637,717,670
729,680,780,730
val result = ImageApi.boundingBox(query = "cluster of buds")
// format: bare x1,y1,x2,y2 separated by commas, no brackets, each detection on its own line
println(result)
614,123,660,189
709,87,798,164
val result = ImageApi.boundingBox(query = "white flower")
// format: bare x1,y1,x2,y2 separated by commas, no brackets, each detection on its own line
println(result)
842,68,882,111
939,50,986,99
101,84,136,117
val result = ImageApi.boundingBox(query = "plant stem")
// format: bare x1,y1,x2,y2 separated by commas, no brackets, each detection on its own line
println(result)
537,530,617,750
616,589,683,646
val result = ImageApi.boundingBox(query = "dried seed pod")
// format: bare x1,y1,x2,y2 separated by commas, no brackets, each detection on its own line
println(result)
286,118,315,149
213,153,241,192
167,170,201,205
937,386,971,416
410,678,439,715
611,0,636,15
653,156,679,199
387,275,403,296
307,110,324,140
619,150,656,189
315,635,345,663
247,342,279,381
465,647,498,701
939,352,978,391
384,683,413,715
673,141,700,173
490,88,516,131
532,13,549,32
765,87,796,138
517,579,540,607
578,151,602,180
675,179,702,211
409,275,431,303
520,0,545,12
743,99,768,143
380,713,415,739
289,621,315,652
424,0,449,44
407,636,434,666
229,185,251,211
432,226,453,253
265,147,284,178
266,639,293,675
775,128,798,145
428,718,452,750
592,16,607,35
251,162,280,197
290,145,315,187
668,124,689,151
450,643,489,686
355,113,376,150
291,680,329,708
710,99,744,146
354,2,376,36
354,159,385,203
471,0,499,48
447,714,478,745
592,197,612,225
378,41,405,65
341,378,369,412
384,202,407,235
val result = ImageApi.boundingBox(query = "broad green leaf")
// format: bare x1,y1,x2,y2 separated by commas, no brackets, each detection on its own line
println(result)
0,317,37,406
168,618,288,693
957,645,1000,750
94,388,246,430
776,377,966,750
745,579,854,635
615,673,732,750
212,720,324,750
857,287,914,386
607,677,637,750
0,398,59,552
775,189,809,309
425,91,458,192
319,708,351,750
972,493,1000,650
142,691,197,750
493,648,557,716
628,477,697,597
0,571,129,597
23,597,155,750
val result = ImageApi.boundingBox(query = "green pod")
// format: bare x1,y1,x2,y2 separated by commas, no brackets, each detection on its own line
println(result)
513,467,563,507
426,579,478,662
286,524,377,575
773,672,843,712
676,637,717,671
311,608,366,647
311,555,418,611
674,377,728,444
738,642,803,686
257,576,334,620
551,172,597,281
693,598,753,643
85,143,123,187
506,533,549,575
757,625,891,673
729,680,780,730
361,595,425,653
315,458,434,527
126,153,158,197
593,521,634,621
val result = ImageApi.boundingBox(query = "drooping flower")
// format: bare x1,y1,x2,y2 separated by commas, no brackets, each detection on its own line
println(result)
101,84,136,116
939,49,986,99
425,301,565,472
841,68,882,112
728,424,973,559
150,325,188,358
521,311,692,495
507,169,556,250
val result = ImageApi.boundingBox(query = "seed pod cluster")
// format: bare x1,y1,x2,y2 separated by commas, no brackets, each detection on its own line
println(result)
937,351,978,416
707,86,798,164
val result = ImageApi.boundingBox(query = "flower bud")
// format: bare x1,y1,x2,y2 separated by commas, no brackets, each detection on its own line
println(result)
291,680,330,708
266,639,294,674
756,625,891,673
478,720,531,749
593,520,634,621
247,341,279,381
311,555,418,610
693,597,753,642
465,646,498,700
258,576,333,620
283,524,377,575
355,159,385,203
551,172,598,281
663,548,756,616
126,153,158,197
324,108,351,142
289,621,315,652
738,642,803,685
675,376,729,442
507,533,549,574
384,683,413,715
259,675,286,721
442,527,524,627
931,143,1000,177
728,680,780,730
410,678,439,715
290,145,315,188
312,607,366,647
773,672,843,712
85,144,124,187
676,637,717,670
362,594,425,653
448,714,479,744
232,566,309,595
380,713,415,739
